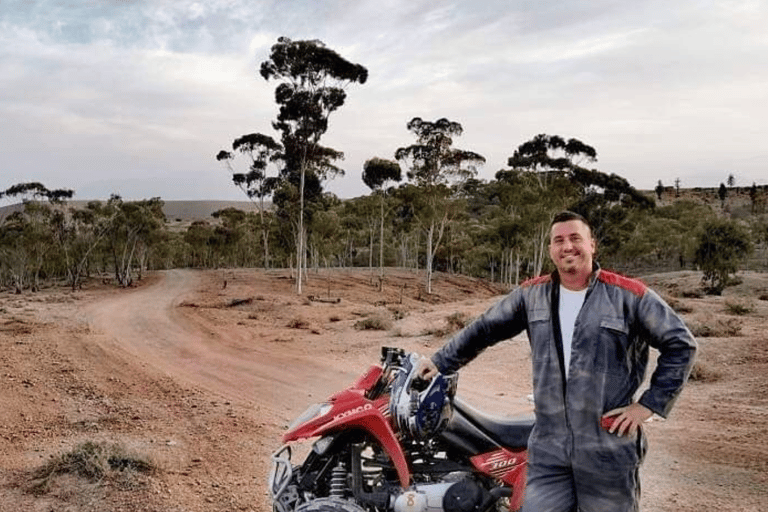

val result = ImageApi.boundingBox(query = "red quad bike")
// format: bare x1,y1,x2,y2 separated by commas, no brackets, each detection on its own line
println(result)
268,347,534,512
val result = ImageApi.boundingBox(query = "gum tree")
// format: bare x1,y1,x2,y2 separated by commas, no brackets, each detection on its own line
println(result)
216,132,282,268
362,157,402,279
395,117,485,294
260,37,368,293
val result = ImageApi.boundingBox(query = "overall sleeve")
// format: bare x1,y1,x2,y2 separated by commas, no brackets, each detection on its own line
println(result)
432,287,529,374
636,289,698,417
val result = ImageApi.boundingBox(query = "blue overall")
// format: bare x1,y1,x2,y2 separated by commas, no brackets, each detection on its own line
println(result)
432,265,696,512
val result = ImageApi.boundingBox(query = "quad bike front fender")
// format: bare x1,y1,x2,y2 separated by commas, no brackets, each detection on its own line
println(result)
284,397,410,488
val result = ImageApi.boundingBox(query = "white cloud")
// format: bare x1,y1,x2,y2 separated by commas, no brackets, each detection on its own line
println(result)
1,0,767,201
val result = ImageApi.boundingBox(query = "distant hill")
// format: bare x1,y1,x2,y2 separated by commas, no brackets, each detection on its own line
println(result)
0,200,270,223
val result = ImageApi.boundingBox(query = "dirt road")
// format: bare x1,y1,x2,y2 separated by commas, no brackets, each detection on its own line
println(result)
2,268,767,511
84,269,352,415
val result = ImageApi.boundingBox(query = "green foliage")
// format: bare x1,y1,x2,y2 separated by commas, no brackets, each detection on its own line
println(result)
395,117,485,293
260,36,367,202
259,37,368,292
363,157,401,192
694,219,753,294
1,182,73,203
395,117,485,188
507,134,596,171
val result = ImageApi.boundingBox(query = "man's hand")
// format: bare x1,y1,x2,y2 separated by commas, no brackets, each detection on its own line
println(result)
417,357,439,381
602,403,653,437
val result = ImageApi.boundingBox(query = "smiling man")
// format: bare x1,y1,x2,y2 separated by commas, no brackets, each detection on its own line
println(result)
420,210,697,511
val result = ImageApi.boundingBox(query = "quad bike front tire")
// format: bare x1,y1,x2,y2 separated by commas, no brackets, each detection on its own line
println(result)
295,497,369,512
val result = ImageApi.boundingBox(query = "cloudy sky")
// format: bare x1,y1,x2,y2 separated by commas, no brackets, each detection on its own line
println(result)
2,0,766,203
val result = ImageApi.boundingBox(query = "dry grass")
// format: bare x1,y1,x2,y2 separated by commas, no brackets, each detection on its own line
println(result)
28,441,156,495
420,311,472,337
287,317,310,329
723,299,754,316
688,360,722,383
354,315,391,331
686,316,742,337
664,296,694,314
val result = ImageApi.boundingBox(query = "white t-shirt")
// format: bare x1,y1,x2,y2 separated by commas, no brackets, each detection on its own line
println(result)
559,285,587,379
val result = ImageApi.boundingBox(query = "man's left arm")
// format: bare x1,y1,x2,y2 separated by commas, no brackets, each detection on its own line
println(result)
635,288,698,418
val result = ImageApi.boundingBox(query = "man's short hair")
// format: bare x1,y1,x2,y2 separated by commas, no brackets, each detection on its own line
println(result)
550,210,592,234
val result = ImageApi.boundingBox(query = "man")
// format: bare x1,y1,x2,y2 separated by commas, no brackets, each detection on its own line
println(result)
419,211,696,511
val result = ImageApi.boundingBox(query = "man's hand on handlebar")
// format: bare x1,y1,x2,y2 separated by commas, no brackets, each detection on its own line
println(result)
417,357,439,381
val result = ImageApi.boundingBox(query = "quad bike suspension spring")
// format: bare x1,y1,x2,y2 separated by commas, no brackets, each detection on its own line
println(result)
329,461,347,498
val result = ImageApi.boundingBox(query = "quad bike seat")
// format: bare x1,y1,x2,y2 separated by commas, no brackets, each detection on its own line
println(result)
441,398,534,454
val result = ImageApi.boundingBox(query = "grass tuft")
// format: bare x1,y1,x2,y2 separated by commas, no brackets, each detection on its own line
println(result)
688,361,722,383
287,317,309,329
724,299,754,316
29,441,156,494
687,317,742,337
354,315,391,331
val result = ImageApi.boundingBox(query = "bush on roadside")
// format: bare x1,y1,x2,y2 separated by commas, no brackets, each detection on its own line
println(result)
354,315,391,331
724,299,754,316
664,296,694,314
29,441,155,495
446,312,470,331
686,316,742,337
688,361,722,383
287,317,310,329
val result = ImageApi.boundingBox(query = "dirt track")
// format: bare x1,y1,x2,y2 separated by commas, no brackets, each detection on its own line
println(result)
1,268,767,510
83,269,347,413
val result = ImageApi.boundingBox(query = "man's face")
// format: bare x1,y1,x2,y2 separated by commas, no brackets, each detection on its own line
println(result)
549,219,596,277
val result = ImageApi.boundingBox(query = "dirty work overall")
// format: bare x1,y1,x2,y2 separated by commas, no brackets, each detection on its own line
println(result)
432,264,696,512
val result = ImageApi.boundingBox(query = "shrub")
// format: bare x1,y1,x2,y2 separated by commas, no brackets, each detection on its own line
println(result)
680,288,704,299
664,296,693,314
287,317,309,329
446,312,470,330
29,441,155,494
687,317,742,337
354,315,391,331
693,219,752,294
688,361,722,383
420,312,472,338
724,300,754,316
388,307,407,321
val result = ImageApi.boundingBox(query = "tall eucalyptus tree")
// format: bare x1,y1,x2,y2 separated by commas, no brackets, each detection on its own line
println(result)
217,132,282,268
362,157,402,278
395,117,485,293
260,37,367,293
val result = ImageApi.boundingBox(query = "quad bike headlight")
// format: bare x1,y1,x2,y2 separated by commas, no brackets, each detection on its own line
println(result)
287,402,333,431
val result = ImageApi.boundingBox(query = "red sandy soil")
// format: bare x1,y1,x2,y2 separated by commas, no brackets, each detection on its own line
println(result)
1,268,766,511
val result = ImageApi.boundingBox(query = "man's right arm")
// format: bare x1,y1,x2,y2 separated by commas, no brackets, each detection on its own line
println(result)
430,289,528,375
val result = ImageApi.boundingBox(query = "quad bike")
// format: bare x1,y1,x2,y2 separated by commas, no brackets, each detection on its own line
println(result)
268,347,534,512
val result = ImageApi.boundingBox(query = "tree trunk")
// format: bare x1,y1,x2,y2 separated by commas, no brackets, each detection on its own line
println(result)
379,194,385,278
369,229,374,272
297,161,306,294
260,196,270,269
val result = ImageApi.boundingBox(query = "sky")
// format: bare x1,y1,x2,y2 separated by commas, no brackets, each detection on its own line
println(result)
1,0,767,203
